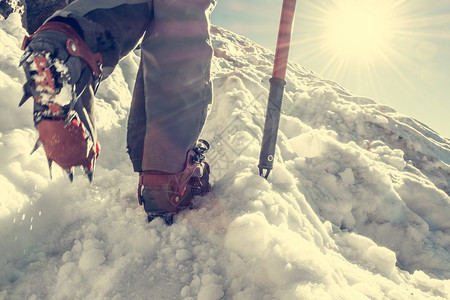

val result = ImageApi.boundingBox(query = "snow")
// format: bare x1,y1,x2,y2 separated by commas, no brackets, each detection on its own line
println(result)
1,12,450,299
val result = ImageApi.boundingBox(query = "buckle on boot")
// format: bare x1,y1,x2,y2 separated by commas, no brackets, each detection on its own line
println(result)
137,140,211,208
138,150,200,207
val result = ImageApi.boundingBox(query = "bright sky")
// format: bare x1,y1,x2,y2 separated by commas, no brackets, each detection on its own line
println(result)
212,0,450,138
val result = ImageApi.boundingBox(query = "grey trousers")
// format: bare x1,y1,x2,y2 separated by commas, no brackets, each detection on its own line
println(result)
50,0,215,173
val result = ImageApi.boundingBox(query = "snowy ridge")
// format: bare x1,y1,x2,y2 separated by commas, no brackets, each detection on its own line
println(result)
0,13,449,299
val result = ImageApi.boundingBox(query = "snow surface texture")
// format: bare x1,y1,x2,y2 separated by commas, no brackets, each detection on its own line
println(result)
0,13,449,299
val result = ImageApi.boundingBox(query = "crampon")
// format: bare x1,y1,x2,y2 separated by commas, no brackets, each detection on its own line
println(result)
138,140,211,225
19,51,100,182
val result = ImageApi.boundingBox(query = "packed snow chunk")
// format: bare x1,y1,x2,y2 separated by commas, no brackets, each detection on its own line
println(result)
55,262,83,299
94,68,133,132
197,274,225,300
0,174,29,218
349,282,386,300
366,245,397,277
197,283,224,300
0,14,26,80
0,71,33,131
117,53,140,93
279,114,308,139
212,76,249,119
412,271,450,299
370,114,390,126
224,212,270,257
0,129,51,183
268,161,297,189
366,140,407,171
230,170,271,197
175,249,192,261
78,249,106,271
339,168,355,187
290,130,329,158
395,176,450,230
96,66,132,117
224,210,333,293
337,232,397,278
0,12,25,42
94,97,122,131
78,239,106,271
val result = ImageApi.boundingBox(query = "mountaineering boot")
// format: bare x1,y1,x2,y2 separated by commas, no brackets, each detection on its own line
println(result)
20,21,103,181
138,140,211,225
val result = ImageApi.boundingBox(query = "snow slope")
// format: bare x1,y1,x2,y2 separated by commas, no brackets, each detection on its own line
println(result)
1,13,449,299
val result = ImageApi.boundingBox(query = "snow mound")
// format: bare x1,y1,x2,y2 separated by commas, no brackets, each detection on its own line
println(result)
0,13,449,299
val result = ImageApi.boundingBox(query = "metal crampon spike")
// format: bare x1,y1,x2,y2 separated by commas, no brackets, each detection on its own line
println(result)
30,139,42,155
19,79,40,107
64,111,77,127
65,87,81,128
68,85,78,112
19,51,32,67
77,106,95,144
147,213,174,225
86,138,94,158
19,88,33,107
86,171,94,183
46,59,56,69
47,158,53,179
66,167,74,182
85,156,96,183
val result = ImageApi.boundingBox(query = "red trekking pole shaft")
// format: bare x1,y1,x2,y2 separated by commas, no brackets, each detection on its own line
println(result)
258,0,297,179
272,0,296,80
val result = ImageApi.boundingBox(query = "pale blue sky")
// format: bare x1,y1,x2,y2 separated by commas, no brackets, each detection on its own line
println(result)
212,0,450,138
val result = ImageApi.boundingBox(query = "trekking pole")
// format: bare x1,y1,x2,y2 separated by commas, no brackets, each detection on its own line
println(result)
258,0,297,179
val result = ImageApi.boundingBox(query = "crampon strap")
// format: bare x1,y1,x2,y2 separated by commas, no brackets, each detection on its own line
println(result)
138,140,210,208
22,22,103,77
138,150,200,208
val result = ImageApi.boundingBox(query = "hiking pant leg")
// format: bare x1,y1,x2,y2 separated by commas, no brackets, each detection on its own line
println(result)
139,0,216,173
127,60,147,171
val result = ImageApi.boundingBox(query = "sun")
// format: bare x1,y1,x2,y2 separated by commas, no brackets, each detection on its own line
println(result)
292,0,450,134
292,0,413,94
323,1,395,61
